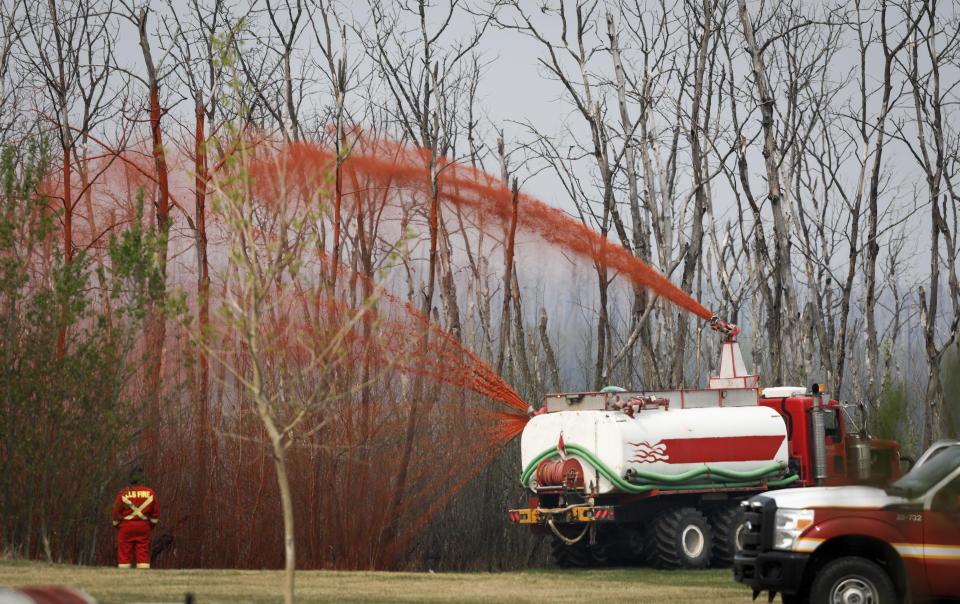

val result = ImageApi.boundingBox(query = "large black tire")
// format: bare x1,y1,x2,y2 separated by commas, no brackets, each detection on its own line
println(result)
551,537,590,568
550,535,615,568
587,540,611,566
810,556,896,604
709,505,747,567
646,507,713,569
621,525,648,566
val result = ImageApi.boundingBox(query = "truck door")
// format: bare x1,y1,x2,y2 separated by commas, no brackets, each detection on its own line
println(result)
924,471,960,598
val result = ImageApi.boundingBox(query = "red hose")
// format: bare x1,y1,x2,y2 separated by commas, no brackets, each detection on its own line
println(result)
536,458,585,488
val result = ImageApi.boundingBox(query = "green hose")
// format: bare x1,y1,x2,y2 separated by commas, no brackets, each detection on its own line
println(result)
521,442,797,494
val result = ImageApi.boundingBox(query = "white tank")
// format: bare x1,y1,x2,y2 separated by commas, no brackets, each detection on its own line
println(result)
521,405,789,495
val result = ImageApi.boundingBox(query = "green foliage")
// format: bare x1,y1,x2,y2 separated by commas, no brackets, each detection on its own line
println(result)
0,143,167,564
107,189,167,320
872,370,908,441
211,18,250,122
0,141,55,291
942,345,960,440
870,343,916,452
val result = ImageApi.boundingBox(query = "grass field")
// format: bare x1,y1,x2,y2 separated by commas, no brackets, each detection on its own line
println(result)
0,559,761,603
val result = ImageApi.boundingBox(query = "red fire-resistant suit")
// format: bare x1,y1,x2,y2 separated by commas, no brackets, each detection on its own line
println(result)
112,485,159,568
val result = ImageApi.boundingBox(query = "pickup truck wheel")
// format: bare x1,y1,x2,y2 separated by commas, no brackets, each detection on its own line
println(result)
810,556,896,604
647,507,712,569
709,505,746,567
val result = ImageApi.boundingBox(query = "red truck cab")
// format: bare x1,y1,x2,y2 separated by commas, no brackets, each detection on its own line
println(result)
734,441,960,603
758,389,901,487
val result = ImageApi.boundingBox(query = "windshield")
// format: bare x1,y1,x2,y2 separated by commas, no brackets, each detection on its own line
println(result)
889,445,960,496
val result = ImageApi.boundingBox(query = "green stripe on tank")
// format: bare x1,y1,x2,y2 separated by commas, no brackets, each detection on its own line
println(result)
521,442,797,494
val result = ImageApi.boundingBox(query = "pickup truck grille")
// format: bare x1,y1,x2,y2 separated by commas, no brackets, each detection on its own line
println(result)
740,496,776,556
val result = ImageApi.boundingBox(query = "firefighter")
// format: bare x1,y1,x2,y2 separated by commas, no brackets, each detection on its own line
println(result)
112,466,159,569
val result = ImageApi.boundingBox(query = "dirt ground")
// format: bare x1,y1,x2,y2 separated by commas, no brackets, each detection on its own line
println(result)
0,559,762,603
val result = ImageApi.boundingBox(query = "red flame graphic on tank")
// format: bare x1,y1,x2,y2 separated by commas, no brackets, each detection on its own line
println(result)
629,435,785,464
629,441,669,463
557,433,567,461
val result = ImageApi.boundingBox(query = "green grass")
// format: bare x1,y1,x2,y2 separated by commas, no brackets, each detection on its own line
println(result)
0,559,759,603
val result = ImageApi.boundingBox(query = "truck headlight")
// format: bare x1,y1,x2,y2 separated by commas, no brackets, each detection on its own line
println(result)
772,508,814,551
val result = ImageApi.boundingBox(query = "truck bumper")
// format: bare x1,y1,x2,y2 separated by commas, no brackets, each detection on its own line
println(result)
733,550,809,595
507,505,616,525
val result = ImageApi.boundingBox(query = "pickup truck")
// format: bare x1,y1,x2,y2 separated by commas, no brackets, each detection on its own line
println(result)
734,441,960,603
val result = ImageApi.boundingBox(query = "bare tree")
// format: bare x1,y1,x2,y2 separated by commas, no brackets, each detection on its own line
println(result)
787,1,922,401
263,0,305,143
166,0,241,566
501,1,623,389
901,0,960,447
499,1,726,390
364,0,490,334
360,0,491,553
735,0,804,384
227,1,307,139
210,135,384,599
857,0,923,402
21,0,119,354
0,0,27,145
112,2,180,433
307,0,355,281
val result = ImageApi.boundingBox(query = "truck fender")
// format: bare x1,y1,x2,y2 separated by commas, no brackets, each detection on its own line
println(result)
798,517,918,600
797,516,912,552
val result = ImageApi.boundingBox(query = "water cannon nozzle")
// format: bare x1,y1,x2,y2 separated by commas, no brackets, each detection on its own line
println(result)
709,315,740,340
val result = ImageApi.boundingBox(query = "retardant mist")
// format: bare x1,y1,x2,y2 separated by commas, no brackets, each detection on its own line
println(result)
281,139,714,321
57,134,712,571
201,135,714,569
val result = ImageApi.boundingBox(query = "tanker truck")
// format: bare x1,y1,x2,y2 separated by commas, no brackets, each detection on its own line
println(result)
506,319,902,569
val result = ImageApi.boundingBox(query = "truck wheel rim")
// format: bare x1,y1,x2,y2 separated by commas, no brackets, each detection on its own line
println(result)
681,525,704,558
831,576,877,604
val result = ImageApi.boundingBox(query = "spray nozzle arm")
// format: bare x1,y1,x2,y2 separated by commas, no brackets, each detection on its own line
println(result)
709,315,740,339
